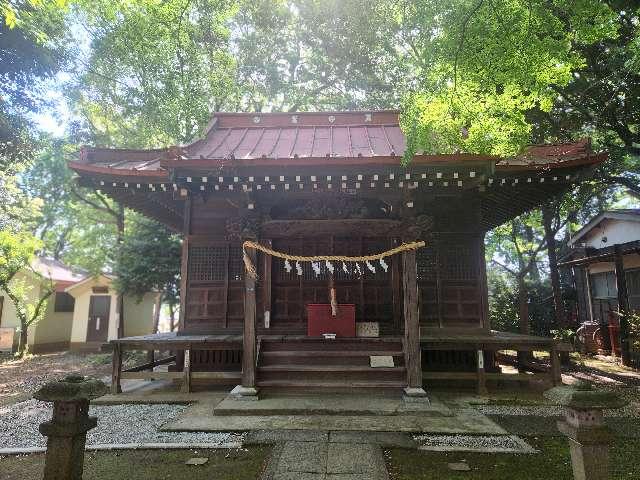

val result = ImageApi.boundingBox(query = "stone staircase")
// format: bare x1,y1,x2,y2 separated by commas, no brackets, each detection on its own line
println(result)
256,337,407,390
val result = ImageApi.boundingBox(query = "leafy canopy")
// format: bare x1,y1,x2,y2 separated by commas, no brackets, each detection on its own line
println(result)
400,0,621,159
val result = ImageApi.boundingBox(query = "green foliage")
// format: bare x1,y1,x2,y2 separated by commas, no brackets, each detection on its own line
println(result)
21,139,119,273
113,215,181,306
1,0,71,169
70,0,239,146
400,0,621,159
233,0,410,111
550,328,576,343
0,229,41,286
487,267,518,332
628,312,640,352
0,229,53,355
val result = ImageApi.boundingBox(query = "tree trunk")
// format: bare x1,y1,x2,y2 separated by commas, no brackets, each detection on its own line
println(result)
168,304,177,332
152,293,163,334
17,323,28,357
542,205,567,329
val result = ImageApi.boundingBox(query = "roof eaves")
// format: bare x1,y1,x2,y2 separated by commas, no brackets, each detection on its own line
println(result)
569,210,640,246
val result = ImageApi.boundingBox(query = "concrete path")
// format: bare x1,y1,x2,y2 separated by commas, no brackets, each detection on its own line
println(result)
260,433,390,480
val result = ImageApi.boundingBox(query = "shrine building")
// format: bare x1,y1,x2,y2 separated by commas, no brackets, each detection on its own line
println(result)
69,110,606,399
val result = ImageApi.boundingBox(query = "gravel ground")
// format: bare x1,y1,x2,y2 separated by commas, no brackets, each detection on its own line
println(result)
0,399,241,449
473,400,639,418
413,434,535,453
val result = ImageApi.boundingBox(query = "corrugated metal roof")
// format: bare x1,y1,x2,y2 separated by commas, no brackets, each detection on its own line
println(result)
186,124,406,160
71,111,602,175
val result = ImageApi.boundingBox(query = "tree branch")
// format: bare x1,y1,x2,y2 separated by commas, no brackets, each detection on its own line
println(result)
491,258,517,276
453,0,485,90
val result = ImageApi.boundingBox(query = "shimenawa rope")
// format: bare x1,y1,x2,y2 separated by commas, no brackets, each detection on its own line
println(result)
242,240,426,280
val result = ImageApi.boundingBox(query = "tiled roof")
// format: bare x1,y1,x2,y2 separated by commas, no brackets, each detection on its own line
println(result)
31,257,87,291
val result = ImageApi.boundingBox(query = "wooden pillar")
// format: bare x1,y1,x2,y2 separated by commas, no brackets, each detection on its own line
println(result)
402,249,428,401
181,348,191,393
614,245,631,366
476,349,488,395
391,238,403,333
550,343,562,386
240,246,258,393
263,239,272,329
178,196,192,332
111,343,122,394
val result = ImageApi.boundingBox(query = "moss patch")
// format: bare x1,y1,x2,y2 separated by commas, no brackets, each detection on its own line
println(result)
0,447,270,480
385,437,640,480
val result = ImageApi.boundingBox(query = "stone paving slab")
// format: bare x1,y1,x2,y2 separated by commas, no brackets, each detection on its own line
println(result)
279,441,328,473
266,441,388,480
325,475,374,480
273,473,326,480
246,430,329,444
163,409,506,434
327,431,416,448
326,443,378,474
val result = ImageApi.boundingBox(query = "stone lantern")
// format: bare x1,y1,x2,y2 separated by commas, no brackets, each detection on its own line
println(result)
544,381,627,480
34,374,107,480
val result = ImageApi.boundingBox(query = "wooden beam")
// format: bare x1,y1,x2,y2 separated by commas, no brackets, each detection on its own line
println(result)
123,355,176,373
402,249,422,388
260,219,402,238
614,244,632,366
121,371,184,380
242,247,258,388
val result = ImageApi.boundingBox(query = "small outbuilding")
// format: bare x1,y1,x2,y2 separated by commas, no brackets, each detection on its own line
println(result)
0,258,158,354
65,274,158,352
564,209,640,365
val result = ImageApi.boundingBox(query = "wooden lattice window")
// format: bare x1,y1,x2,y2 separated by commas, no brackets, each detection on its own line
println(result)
439,242,478,281
229,246,244,282
185,243,244,331
417,246,437,281
188,246,227,282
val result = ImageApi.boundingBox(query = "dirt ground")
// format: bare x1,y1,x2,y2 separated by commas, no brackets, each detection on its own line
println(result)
0,351,141,406
0,447,270,480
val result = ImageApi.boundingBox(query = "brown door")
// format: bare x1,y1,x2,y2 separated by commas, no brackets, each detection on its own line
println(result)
87,295,110,342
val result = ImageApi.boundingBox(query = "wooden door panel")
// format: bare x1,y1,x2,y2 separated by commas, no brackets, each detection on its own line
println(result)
87,295,110,342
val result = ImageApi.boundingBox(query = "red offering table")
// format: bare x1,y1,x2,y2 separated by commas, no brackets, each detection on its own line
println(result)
307,304,356,337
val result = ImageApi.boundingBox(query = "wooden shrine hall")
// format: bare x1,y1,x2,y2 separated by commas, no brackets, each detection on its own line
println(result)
69,110,605,399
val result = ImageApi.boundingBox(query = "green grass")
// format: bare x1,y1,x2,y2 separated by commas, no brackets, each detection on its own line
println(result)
0,447,270,480
385,437,640,480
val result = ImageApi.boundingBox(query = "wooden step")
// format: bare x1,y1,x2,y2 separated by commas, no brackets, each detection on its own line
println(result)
256,379,406,389
259,365,405,372
261,350,404,357
259,349,405,367
258,364,405,382
260,340,403,352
